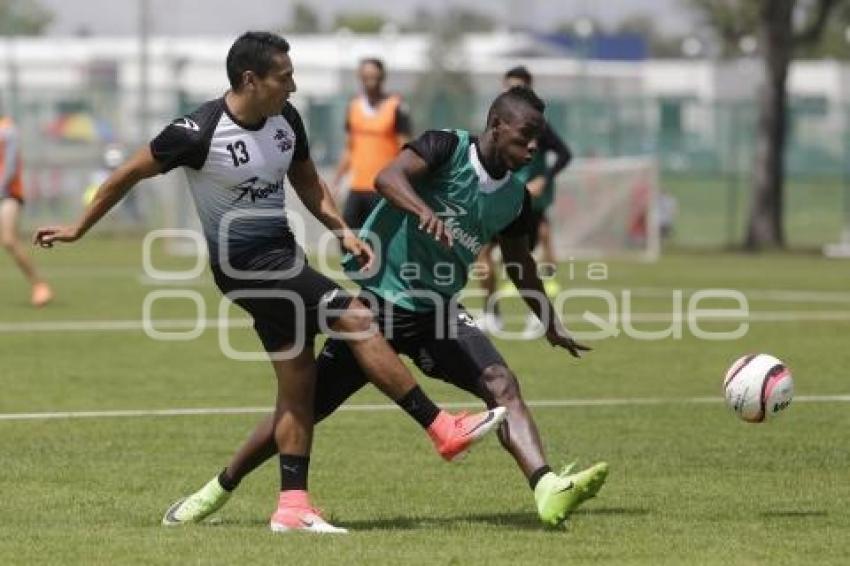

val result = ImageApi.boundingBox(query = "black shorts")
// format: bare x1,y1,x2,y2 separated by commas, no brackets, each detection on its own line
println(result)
343,190,382,230
312,292,508,421
211,239,353,352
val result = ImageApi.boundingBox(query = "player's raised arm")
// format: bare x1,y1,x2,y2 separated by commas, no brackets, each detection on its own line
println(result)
34,147,162,248
374,148,452,248
287,157,374,269
288,157,347,234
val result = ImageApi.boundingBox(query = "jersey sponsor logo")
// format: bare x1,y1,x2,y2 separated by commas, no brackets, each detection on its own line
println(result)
173,117,200,132
445,218,483,255
433,196,483,254
230,176,284,203
434,196,467,218
274,128,294,153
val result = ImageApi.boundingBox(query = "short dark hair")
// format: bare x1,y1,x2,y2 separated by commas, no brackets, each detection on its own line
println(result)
504,65,533,85
487,86,545,127
359,57,385,76
226,31,291,90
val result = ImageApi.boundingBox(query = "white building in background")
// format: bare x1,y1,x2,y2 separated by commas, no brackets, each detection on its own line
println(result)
2,33,848,133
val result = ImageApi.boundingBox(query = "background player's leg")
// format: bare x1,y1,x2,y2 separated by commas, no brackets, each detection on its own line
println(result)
342,194,358,230
476,242,502,331
355,192,381,229
0,199,52,306
0,198,37,283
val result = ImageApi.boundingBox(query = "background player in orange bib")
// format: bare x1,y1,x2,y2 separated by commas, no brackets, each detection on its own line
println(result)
332,58,412,229
0,111,52,307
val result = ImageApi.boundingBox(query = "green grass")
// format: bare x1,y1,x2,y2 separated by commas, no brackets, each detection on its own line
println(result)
2,238,850,564
663,174,848,248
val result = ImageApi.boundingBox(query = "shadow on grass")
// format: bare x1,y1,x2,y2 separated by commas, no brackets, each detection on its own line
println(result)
335,506,650,532
215,506,650,532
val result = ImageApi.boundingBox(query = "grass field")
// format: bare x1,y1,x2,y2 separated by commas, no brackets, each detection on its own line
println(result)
2,238,849,565
663,174,848,248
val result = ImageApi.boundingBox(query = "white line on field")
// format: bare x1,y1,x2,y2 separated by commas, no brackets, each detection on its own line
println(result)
626,287,850,303
3,311,850,333
1,395,848,422
0,318,252,332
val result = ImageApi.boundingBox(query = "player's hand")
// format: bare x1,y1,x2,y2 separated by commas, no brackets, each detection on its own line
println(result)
33,225,82,248
417,207,453,248
545,322,592,358
340,231,375,272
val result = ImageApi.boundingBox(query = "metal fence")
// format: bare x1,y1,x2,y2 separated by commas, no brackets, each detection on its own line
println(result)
8,84,850,249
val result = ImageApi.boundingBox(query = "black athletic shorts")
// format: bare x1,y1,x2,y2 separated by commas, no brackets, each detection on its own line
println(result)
312,291,508,421
211,237,353,352
343,190,382,230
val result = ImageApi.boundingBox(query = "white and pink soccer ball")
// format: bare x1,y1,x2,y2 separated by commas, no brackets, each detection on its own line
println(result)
723,354,794,423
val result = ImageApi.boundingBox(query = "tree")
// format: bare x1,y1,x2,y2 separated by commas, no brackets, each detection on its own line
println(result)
688,0,844,250
610,15,688,58
409,10,477,132
289,3,321,34
333,12,386,34
0,0,52,36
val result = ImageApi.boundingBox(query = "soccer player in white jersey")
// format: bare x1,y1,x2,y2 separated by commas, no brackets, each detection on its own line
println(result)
34,31,505,534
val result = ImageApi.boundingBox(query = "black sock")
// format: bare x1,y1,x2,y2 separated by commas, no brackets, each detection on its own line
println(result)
397,385,441,429
218,468,240,492
529,465,552,490
279,454,310,492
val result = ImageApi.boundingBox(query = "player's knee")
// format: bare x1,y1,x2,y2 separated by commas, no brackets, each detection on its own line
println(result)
480,364,522,406
336,299,376,334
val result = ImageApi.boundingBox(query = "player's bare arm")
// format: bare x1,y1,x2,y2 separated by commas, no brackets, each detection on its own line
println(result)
499,232,591,358
287,156,373,269
34,146,162,247
374,149,453,248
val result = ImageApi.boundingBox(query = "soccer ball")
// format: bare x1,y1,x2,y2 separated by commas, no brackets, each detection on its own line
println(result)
723,354,794,423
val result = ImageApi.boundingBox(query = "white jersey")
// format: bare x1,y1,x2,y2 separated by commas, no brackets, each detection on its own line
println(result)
150,97,309,263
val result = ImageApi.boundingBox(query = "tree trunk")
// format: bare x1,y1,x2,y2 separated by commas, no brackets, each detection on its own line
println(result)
746,0,793,250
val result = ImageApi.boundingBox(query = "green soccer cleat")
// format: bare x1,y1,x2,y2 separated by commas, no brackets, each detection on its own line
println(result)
162,476,231,526
534,461,609,527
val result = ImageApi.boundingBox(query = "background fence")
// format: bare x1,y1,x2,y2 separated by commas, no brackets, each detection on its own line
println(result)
8,82,850,249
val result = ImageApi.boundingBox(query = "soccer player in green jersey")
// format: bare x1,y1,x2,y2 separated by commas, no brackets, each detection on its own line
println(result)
165,86,607,529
